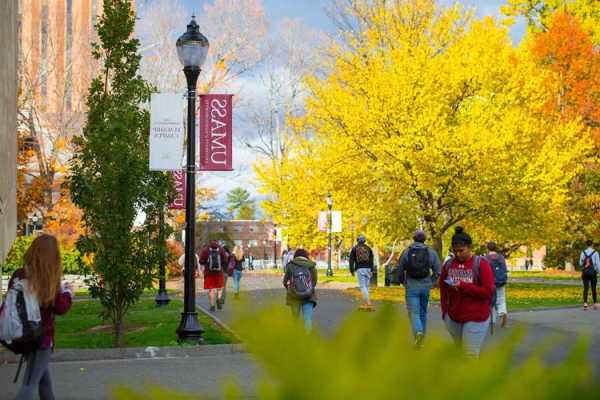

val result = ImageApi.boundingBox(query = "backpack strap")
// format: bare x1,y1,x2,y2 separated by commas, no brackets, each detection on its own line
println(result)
472,256,481,285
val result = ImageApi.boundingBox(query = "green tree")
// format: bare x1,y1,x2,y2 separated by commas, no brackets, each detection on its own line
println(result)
238,203,256,220
68,0,172,346
226,187,252,217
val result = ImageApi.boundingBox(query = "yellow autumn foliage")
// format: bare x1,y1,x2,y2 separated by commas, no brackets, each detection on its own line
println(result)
255,0,591,255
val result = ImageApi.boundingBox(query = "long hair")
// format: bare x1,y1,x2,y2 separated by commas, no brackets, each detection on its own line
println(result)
23,234,62,307
233,245,244,261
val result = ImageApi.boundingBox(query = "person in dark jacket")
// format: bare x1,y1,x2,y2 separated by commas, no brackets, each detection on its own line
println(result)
440,226,494,359
349,235,375,310
396,229,441,347
484,241,508,327
3,234,73,400
283,249,317,332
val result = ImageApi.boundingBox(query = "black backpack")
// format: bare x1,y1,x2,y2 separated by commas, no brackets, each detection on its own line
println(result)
355,245,370,265
486,254,508,287
582,251,597,278
405,246,431,279
0,282,44,355
208,248,222,272
289,264,313,300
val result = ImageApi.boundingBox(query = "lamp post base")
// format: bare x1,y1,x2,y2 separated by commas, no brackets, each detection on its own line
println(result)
176,312,204,344
326,269,334,277
155,289,170,306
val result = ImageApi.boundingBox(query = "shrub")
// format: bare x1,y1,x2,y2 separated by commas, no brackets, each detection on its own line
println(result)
112,305,600,399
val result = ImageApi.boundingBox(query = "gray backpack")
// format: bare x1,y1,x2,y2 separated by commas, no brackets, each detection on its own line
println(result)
289,264,313,300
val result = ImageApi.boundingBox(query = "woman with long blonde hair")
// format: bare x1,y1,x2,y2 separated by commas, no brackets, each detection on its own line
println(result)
231,245,245,299
7,234,73,399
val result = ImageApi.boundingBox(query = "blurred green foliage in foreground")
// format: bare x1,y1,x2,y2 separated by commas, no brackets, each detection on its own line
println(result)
112,305,599,399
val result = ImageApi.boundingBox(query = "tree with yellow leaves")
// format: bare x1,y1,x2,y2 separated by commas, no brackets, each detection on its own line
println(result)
255,0,590,258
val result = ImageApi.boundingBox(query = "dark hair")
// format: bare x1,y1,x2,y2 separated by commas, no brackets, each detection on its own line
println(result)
294,248,310,259
413,229,426,243
451,226,472,247
586,239,594,247
487,241,497,252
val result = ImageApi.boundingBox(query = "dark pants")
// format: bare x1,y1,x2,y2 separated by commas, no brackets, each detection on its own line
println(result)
583,274,598,304
16,348,54,400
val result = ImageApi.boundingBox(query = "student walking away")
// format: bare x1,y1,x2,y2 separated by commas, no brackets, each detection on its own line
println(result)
283,247,295,272
283,249,317,332
199,240,228,312
178,252,200,277
440,226,494,359
484,241,508,328
231,246,245,299
0,234,73,400
396,229,441,348
248,254,255,271
349,235,375,311
222,246,232,305
580,239,600,310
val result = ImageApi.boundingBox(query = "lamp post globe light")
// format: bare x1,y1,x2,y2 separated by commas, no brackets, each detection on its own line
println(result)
326,193,333,277
175,16,209,343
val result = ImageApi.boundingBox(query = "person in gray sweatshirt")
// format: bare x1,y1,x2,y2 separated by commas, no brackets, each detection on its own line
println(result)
396,230,441,347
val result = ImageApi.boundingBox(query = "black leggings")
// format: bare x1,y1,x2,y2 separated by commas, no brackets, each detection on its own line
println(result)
583,274,598,304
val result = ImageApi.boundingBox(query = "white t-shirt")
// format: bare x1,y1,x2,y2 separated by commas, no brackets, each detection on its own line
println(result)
178,254,200,270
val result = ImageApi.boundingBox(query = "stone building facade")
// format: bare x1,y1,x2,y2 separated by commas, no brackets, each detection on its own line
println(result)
0,0,18,264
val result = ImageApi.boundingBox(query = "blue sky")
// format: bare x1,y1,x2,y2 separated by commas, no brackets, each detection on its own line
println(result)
179,0,526,42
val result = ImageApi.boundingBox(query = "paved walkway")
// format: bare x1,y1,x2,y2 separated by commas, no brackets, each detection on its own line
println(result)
2,273,599,399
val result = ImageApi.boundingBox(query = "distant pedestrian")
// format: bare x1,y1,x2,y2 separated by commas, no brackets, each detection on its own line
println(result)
349,235,375,311
440,226,494,358
199,240,228,312
283,249,317,332
580,239,600,310
248,254,255,270
231,246,245,299
178,252,200,277
484,241,508,328
283,247,295,271
222,246,232,305
396,229,441,347
0,234,73,400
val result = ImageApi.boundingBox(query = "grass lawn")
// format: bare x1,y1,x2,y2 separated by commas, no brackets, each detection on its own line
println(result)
73,287,179,297
54,299,234,348
509,269,580,281
347,282,582,310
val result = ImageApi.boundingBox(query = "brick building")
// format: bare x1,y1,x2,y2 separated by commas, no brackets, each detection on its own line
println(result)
196,220,281,262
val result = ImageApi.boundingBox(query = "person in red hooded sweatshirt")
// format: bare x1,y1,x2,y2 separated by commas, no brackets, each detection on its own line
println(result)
440,226,494,359
199,240,228,312
3,234,73,400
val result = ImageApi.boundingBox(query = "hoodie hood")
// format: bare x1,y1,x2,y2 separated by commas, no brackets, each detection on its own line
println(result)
291,256,316,269
209,240,220,249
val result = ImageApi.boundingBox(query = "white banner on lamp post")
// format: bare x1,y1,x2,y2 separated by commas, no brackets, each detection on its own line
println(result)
318,211,342,233
149,93,184,171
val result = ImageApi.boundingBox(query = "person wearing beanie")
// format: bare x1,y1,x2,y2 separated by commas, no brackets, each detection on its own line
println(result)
440,226,494,358
396,229,441,348
349,234,375,310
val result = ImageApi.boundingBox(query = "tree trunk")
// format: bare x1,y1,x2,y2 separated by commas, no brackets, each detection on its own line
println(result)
432,235,443,262
114,310,124,347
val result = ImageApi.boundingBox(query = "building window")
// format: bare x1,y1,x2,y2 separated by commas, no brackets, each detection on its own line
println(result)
233,226,244,233
40,2,49,102
66,0,73,111
234,240,243,247
249,226,257,232
249,240,258,247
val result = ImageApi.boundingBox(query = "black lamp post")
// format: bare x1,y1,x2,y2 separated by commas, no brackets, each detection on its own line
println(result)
326,193,333,277
175,16,209,343
273,225,278,269
263,240,267,265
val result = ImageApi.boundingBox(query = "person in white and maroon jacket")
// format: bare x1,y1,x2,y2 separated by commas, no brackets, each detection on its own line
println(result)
2,234,73,400
440,226,494,358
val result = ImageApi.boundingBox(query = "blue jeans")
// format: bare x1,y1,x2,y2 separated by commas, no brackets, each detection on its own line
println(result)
16,348,54,400
291,302,314,332
405,286,430,337
444,316,490,359
356,269,372,303
232,270,242,294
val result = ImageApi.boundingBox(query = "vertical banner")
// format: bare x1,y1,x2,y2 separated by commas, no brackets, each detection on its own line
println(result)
169,170,186,210
199,94,233,171
149,93,184,171
318,211,342,233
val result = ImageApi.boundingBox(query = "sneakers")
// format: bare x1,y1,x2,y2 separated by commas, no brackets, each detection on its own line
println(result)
359,303,374,312
583,303,589,311
217,299,223,310
594,303,599,310
414,332,424,349
209,305,216,312
234,293,240,300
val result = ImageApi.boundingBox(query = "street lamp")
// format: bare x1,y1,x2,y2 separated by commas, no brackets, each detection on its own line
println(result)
155,210,170,306
273,225,278,269
263,240,267,266
175,16,209,343
326,193,333,277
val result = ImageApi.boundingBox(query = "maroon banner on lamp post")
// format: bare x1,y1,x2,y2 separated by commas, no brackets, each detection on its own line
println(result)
199,94,233,171
169,170,186,210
